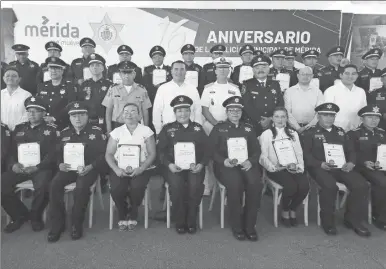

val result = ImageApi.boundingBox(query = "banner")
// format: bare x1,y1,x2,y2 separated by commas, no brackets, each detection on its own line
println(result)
12,5,341,69
350,14,386,69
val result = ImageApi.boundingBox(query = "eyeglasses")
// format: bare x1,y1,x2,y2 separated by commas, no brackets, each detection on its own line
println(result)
227,109,242,113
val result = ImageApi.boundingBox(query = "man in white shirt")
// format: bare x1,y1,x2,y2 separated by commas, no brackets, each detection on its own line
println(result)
152,60,202,135
285,66,324,133
1,67,31,131
324,64,367,132
201,57,240,195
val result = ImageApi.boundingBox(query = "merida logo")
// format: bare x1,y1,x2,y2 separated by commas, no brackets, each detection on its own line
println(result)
25,16,79,38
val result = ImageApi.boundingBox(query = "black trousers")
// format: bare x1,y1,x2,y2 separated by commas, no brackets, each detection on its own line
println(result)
166,169,205,227
109,170,151,221
267,170,310,211
48,170,98,232
358,168,386,223
1,170,52,222
309,167,369,227
215,164,263,233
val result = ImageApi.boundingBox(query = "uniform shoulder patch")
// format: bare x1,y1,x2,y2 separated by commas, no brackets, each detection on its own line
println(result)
204,82,214,88
137,83,145,89
61,127,70,133
376,127,385,132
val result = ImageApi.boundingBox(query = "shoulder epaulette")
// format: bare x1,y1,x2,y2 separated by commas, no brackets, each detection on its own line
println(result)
376,127,385,132
136,83,145,88
61,127,70,132
228,82,239,88
244,122,254,128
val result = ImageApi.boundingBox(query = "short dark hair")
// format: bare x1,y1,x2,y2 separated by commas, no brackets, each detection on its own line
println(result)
340,64,358,74
123,103,140,113
171,60,187,69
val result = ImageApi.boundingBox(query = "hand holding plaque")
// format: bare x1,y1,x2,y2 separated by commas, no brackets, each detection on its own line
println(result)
272,139,298,167
153,69,167,85
18,142,41,168
227,137,248,164
376,144,386,171
63,143,85,171
174,142,196,170
323,143,346,169
118,144,140,170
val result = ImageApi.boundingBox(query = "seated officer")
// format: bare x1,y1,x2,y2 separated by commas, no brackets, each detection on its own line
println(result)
1,123,11,173
301,103,371,237
47,101,107,242
208,96,262,241
157,95,209,234
348,105,386,231
1,96,58,233
368,68,386,130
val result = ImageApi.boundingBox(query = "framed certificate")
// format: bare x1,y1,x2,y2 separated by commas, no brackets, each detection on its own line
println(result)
118,144,141,170
272,139,298,166
18,142,40,167
310,78,320,90
369,77,382,93
239,66,254,84
185,71,198,88
64,143,85,171
152,69,167,85
83,67,92,80
276,73,290,91
323,143,346,168
227,137,248,164
43,71,51,82
113,73,122,84
174,142,196,170
376,144,386,171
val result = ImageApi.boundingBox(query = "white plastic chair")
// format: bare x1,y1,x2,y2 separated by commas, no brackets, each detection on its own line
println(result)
64,175,104,228
163,182,203,229
262,169,309,227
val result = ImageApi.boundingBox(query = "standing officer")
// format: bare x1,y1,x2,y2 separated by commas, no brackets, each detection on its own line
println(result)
36,41,72,84
36,57,78,130
319,46,344,92
368,68,386,129
157,95,209,234
78,53,113,132
1,123,11,173
355,48,383,97
241,55,283,136
107,45,143,85
1,61,8,89
290,49,322,87
348,104,386,231
1,96,58,233
181,44,202,90
103,61,152,133
47,101,107,242
269,49,291,92
302,102,371,237
199,44,226,95
142,45,172,132
284,50,299,87
208,96,262,241
8,44,39,95
230,45,255,88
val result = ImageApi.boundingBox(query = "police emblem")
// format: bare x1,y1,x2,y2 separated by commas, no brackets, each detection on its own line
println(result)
90,54,96,60
31,97,36,102
50,42,54,46
375,50,378,53
179,97,184,102
74,103,80,108
194,126,201,131
327,104,332,109
235,98,239,103
245,127,251,132
122,45,126,49
43,130,51,136
52,57,56,62
258,57,262,61
373,106,380,113
310,50,314,54
60,89,65,95
187,44,191,48
101,86,107,91
338,131,344,136
89,134,96,140
271,89,276,94
337,48,340,51
30,64,35,68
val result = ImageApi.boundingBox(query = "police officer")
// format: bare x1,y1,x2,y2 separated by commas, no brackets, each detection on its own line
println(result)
1,96,58,233
302,103,371,237
230,45,255,88
157,95,209,234
268,49,290,79
103,61,152,133
368,68,386,129
36,41,72,84
348,104,386,231
208,96,262,241
36,57,78,130
290,49,322,87
1,61,8,89
199,44,226,95
70,37,106,86
8,44,39,95
241,55,283,136
181,44,202,90
355,48,383,97
319,46,344,92
1,123,11,173
47,101,107,242
284,50,299,87
78,53,113,132
107,45,143,85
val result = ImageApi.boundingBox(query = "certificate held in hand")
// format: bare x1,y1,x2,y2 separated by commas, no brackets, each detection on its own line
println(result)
272,139,298,166
118,144,141,170
376,144,386,171
18,142,40,167
227,137,248,165
276,73,290,92
174,142,196,170
239,66,254,84
152,69,167,85
369,77,382,93
323,143,346,169
64,143,85,171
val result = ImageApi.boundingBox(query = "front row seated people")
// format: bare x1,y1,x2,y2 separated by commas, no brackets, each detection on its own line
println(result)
105,103,156,231
157,96,209,235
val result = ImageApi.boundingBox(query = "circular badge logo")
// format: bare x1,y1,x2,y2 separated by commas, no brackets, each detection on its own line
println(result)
98,24,117,42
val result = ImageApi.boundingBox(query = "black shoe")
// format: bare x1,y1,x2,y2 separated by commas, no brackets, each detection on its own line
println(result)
47,226,65,243
373,219,386,231
344,220,371,237
31,220,45,232
176,226,187,234
232,230,246,241
245,229,258,242
70,226,83,240
187,226,197,234
3,218,28,233
290,217,298,227
322,225,338,236
281,217,292,228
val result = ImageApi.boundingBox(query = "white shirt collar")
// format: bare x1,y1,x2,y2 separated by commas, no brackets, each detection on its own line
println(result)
155,64,164,69
172,80,185,87
257,79,267,84
4,86,22,96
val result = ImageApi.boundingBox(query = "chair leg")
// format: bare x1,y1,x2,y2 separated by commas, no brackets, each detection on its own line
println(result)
144,188,149,229
109,195,114,230
273,188,279,228
368,188,372,225
199,200,203,229
208,182,218,211
317,190,321,226
89,192,94,229
304,194,309,227
166,186,170,229
96,178,104,210
148,188,152,211
340,192,348,209
220,187,225,229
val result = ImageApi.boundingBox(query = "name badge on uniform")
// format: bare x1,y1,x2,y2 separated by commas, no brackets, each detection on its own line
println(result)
40,91,48,95
99,118,104,124
62,137,70,141
16,132,24,136
359,137,368,140
376,96,385,101
60,89,66,95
